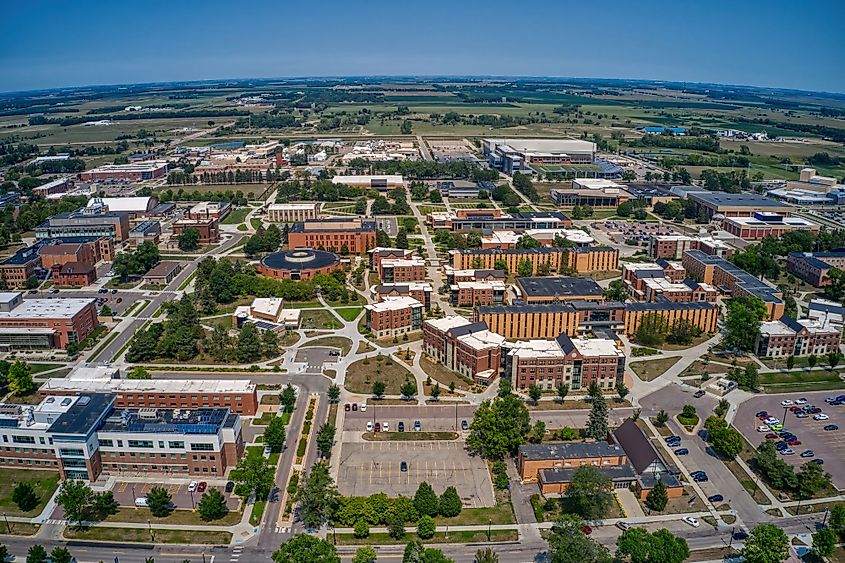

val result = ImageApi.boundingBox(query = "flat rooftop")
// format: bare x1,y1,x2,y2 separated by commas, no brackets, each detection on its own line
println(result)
99,406,232,434
49,393,114,435
689,191,791,209
365,296,422,312
517,277,603,297
519,441,624,461
0,297,94,319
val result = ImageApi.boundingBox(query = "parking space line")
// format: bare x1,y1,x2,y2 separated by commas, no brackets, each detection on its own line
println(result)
387,461,392,484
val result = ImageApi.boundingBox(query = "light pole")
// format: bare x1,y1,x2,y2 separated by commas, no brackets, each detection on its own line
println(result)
190,489,196,510
727,526,735,549
487,518,491,542
2,512,9,534
823,507,830,527
148,519,154,541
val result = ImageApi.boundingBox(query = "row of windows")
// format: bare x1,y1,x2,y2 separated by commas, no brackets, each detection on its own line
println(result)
99,439,193,450
103,451,217,461
105,463,218,473
0,458,58,466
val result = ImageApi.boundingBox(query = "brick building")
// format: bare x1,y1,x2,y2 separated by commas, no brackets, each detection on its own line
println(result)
786,252,845,287
371,282,433,310
368,247,415,270
0,293,99,350
450,281,506,306
288,218,376,254
755,316,842,357
648,235,733,260
623,301,719,337
423,316,504,385
379,258,427,283
721,214,820,240
516,277,605,304
364,296,424,339
39,242,97,270
503,334,625,392
172,216,219,244
444,268,506,285
53,262,97,287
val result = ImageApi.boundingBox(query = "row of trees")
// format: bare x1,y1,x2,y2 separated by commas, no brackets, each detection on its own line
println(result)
334,482,461,528
244,224,282,256
112,241,160,281
634,314,702,347
753,440,832,499
271,534,463,563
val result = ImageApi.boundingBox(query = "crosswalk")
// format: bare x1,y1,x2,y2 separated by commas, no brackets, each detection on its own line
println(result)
230,545,243,562
274,525,290,533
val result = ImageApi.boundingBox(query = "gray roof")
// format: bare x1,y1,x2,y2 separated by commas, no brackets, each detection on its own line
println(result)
611,419,663,475
685,250,782,304
519,442,624,461
517,277,603,298
539,463,637,484
689,191,790,209
49,393,114,436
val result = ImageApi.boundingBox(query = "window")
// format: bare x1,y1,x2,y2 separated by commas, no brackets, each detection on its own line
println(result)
98,439,114,447
190,443,214,451
168,441,184,449
12,436,35,444
59,448,84,457
127,440,154,448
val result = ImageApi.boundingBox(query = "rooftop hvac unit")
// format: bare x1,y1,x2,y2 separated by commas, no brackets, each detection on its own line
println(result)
120,409,131,426
138,408,157,420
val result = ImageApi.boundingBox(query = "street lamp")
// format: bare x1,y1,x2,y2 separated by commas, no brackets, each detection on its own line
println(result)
148,519,154,541
487,518,491,542
2,512,9,534
190,489,196,510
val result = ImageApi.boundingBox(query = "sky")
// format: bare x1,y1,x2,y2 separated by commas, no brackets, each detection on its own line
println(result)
2,0,844,94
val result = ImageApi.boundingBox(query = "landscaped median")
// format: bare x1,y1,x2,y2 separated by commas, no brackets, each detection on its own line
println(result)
334,529,518,546
64,526,232,545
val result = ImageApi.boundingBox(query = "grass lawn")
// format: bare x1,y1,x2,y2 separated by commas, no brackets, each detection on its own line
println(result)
64,526,232,545
0,522,39,535
301,336,353,355
252,412,278,426
105,506,241,526
29,362,68,374
334,306,363,321
250,217,262,230
629,356,681,382
658,332,713,351
420,356,472,391
434,502,515,526
0,469,60,516
221,207,251,225
759,369,845,393
250,499,266,526
345,357,414,395
679,360,731,378
300,309,343,330
336,529,517,546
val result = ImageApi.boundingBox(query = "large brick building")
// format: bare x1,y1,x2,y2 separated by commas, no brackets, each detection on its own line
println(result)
682,250,784,319
172,216,219,244
450,281,506,307
516,277,605,304
371,282,433,310
364,296,423,339
623,301,719,337
755,316,842,358
423,317,505,385
288,218,376,254
451,247,616,275
379,258,427,283
786,252,845,287
368,247,415,270
648,235,733,260
503,334,625,392
721,213,820,240
0,293,99,350
53,262,97,287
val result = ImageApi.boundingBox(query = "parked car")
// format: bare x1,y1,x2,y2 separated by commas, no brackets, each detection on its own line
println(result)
800,450,815,458
135,497,149,507
756,411,768,418
581,525,593,535
765,433,778,439
796,412,809,419
757,426,769,432
825,397,838,404
787,439,802,446
400,461,408,472
188,481,198,492
366,422,373,432
665,435,681,443
197,481,207,493
795,398,808,405
374,423,381,432
225,481,234,493
344,403,351,412
811,459,825,465
111,289,118,294
50,288,59,294
789,406,802,413
781,399,794,406
352,403,358,412
824,424,839,431
683,517,700,528
780,448,795,455
360,403,367,412
461,420,469,431
398,422,405,432
98,288,108,294
694,390,705,398
813,414,830,421
770,423,783,431
708,494,724,503
414,420,421,431
383,422,390,432
733,530,749,541
674,448,689,456
616,522,631,531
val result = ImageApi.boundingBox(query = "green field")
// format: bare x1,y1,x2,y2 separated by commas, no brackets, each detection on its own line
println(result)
221,207,251,224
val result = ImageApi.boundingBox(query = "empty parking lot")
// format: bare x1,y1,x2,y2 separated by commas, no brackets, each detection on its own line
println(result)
337,441,495,507
736,390,845,488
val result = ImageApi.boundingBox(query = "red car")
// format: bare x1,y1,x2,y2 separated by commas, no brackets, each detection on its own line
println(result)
758,414,769,420
789,406,802,413
197,481,207,493
787,439,801,446
582,525,593,535
765,433,778,439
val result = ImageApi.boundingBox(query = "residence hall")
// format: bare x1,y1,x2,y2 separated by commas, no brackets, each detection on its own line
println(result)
379,258,427,283
755,316,842,358
364,296,424,340
515,276,605,304
682,250,785,319
368,247,415,270
648,234,733,260
450,280,506,307
450,246,617,275
288,218,376,254
721,213,820,240
79,161,168,182
786,252,845,287
0,393,243,481
423,316,505,385
0,292,98,350
503,333,625,392
371,282,433,310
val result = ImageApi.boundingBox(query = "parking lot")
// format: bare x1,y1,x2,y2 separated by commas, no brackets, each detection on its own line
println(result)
337,441,495,507
344,404,475,432
111,480,241,510
294,347,339,375
735,390,845,488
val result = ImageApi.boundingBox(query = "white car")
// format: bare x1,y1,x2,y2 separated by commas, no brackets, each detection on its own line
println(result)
683,516,700,528
366,421,373,432
765,418,781,426
813,414,830,421
757,426,769,432
188,481,198,492
360,403,367,412
781,400,793,406
795,398,808,405
383,422,390,432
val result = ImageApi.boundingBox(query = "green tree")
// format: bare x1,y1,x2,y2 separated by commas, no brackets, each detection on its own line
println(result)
328,384,340,403
808,354,818,368
92,491,118,518
402,541,453,563
654,410,669,426
56,479,94,522
811,527,837,558
603,279,628,302
556,382,569,403
395,230,409,250
353,545,377,563
26,545,48,563
786,355,795,369
704,416,743,458
372,380,386,399
797,461,832,500
527,383,542,405
272,534,340,563
400,119,413,135
466,394,530,459
127,366,151,379
517,259,533,277
236,323,262,362
645,479,668,512
316,422,336,458
178,227,201,251
389,512,406,540
616,527,689,563
354,519,370,539
585,385,609,440
265,416,286,453
616,382,629,403
232,451,275,499
615,527,651,563
634,313,666,347
7,360,34,396
742,524,789,563
400,379,417,399
828,351,841,370
829,504,845,535
565,466,613,520
296,463,339,529
438,486,462,518
724,297,767,352
197,489,229,521
414,482,439,517
146,486,173,517
547,514,612,563
430,382,441,401
417,514,436,539
100,304,113,316
49,547,73,563
262,329,279,357
474,548,499,563
279,384,297,411
12,481,38,512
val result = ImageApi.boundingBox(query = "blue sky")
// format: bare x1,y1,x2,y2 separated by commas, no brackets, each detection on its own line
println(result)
2,0,844,93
